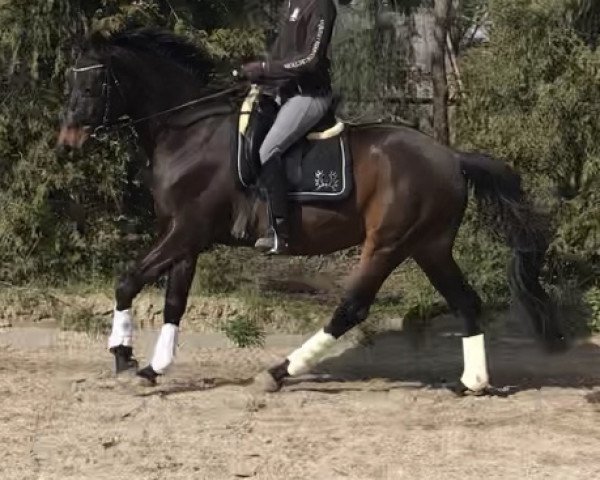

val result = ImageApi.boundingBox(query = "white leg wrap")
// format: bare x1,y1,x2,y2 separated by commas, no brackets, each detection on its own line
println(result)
287,329,336,376
150,324,179,374
108,308,133,349
460,333,489,392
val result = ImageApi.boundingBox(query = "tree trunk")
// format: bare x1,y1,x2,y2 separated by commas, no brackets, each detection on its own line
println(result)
431,0,452,145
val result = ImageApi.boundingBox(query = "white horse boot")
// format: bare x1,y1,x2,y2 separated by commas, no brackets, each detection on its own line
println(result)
137,323,179,385
459,333,490,394
108,308,137,373
151,323,179,374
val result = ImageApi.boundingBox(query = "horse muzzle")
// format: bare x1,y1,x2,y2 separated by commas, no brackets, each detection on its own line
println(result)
57,124,91,149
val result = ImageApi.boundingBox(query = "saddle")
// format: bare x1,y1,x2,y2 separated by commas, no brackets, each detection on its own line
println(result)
231,87,353,203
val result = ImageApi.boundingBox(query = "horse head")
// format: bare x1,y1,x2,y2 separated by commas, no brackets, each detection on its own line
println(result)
58,34,129,149
58,28,219,150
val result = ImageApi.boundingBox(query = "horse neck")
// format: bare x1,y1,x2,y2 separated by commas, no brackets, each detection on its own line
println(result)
114,54,206,150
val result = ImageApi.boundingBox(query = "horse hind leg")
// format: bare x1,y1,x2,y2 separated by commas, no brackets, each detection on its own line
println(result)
414,243,490,394
137,254,198,385
256,241,408,392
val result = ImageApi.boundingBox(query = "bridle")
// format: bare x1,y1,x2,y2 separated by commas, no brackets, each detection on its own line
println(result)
72,62,128,139
71,62,245,141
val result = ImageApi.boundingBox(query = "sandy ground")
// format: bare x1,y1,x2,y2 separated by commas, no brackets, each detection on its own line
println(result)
1,318,600,480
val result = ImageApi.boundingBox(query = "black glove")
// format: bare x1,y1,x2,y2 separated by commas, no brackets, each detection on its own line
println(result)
241,61,265,82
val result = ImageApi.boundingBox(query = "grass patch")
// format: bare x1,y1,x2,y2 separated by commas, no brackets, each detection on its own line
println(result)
221,316,265,348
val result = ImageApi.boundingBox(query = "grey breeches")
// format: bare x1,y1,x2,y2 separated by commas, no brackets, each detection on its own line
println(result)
259,94,332,165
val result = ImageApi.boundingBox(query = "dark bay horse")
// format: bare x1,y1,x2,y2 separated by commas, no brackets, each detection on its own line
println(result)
58,29,565,394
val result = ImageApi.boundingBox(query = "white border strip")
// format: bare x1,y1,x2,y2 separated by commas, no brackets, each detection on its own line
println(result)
72,64,105,73
237,133,249,187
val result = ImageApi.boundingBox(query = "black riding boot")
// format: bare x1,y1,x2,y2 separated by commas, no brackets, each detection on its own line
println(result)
255,157,290,255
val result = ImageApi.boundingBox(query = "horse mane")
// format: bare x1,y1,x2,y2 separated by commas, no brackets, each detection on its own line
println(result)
89,28,219,84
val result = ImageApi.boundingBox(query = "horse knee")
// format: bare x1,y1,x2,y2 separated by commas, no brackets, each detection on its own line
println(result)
324,297,371,338
163,299,184,326
115,274,140,311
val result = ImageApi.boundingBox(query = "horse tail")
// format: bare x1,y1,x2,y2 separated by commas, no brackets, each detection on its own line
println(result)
459,152,566,351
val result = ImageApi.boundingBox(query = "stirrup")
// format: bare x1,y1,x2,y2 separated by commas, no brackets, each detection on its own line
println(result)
254,231,289,255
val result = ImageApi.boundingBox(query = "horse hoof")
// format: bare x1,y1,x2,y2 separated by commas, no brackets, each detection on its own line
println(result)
136,365,159,386
452,381,489,397
111,346,138,375
253,370,282,393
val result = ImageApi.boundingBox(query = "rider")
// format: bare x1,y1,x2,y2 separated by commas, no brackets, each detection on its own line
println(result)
242,0,338,255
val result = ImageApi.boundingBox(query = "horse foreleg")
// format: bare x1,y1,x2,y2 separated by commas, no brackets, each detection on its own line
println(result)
257,243,407,391
109,221,195,374
137,254,198,384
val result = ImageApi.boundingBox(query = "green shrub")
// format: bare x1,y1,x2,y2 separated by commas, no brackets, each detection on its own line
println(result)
221,315,265,348
454,0,599,333
585,287,600,333
0,0,265,284
456,0,600,263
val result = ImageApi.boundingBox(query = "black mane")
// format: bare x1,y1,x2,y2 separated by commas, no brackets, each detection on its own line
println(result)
90,28,219,83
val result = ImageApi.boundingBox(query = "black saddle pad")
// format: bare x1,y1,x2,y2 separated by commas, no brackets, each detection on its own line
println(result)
231,106,353,203
283,134,352,202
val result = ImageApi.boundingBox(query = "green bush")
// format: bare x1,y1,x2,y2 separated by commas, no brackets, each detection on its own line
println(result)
454,0,600,331
0,0,265,283
1,0,598,339
585,287,600,332
456,0,600,262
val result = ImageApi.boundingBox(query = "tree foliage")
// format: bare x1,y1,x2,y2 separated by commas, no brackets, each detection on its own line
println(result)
0,0,266,282
456,0,600,301
0,0,597,322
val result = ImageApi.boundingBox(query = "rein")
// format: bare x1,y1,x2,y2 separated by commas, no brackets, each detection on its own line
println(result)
124,86,242,125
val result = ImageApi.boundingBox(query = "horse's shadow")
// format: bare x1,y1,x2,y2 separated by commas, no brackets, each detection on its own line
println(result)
133,314,600,402
290,316,600,399
133,376,254,398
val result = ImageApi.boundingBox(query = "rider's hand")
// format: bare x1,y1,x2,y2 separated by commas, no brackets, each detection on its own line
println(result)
241,61,265,82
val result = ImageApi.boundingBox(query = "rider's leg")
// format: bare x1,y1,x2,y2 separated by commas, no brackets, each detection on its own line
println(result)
256,94,332,254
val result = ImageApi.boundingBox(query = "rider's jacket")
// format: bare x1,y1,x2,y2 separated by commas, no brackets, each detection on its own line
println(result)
263,0,336,98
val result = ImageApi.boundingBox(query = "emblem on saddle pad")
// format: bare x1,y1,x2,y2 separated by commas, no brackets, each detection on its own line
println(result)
314,170,340,192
